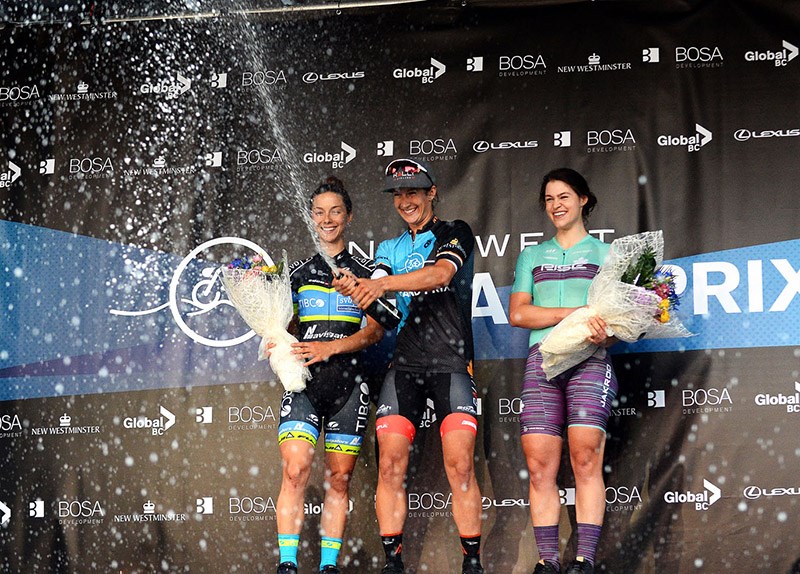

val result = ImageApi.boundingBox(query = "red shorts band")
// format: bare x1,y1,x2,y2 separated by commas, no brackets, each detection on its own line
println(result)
440,413,478,438
376,414,416,443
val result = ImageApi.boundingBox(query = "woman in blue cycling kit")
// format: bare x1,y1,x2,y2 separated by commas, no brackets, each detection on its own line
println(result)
274,177,384,574
509,168,617,574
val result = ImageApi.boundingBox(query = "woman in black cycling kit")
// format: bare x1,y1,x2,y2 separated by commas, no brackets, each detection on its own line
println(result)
274,177,384,574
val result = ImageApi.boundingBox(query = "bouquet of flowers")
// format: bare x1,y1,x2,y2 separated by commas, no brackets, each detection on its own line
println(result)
539,231,691,380
221,253,310,392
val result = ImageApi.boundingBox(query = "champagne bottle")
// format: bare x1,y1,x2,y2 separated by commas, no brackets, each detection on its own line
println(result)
365,297,402,330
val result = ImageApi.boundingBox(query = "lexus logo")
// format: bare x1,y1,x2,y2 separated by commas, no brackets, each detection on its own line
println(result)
473,141,490,153
743,486,762,499
303,72,319,84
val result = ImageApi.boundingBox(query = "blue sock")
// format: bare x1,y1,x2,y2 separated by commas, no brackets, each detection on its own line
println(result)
278,533,300,566
320,536,342,569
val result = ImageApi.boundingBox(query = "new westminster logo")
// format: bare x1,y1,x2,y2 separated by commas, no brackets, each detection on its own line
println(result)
110,237,272,349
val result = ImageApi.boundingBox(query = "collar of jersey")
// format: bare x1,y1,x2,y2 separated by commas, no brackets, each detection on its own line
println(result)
407,215,439,236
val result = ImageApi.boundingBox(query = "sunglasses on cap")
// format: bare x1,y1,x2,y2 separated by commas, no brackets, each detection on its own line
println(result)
385,159,429,178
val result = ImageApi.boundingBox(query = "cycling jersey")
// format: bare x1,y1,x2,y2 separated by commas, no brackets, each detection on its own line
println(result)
512,235,610,346
288,250,375,411
290,251,374,342
374,217,474,373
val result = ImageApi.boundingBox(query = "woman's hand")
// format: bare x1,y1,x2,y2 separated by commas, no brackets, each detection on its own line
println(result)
291,340,338,366
586,314,615,347
332,269,385,310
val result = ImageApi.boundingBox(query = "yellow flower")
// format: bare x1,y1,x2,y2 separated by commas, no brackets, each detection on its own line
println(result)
659,310,670,323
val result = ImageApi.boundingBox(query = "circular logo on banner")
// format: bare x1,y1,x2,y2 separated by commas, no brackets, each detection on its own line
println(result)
734,129,752,141
303,72,319,84
167,237,273,348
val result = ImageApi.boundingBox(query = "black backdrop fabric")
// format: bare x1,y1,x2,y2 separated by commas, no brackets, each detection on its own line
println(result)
1,1,800,572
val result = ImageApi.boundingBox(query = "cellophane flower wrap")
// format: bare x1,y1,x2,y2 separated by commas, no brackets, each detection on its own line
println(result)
539,231,690,380
221,253,310,392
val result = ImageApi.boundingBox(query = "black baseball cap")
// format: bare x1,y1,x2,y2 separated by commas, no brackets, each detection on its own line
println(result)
382,158,435,192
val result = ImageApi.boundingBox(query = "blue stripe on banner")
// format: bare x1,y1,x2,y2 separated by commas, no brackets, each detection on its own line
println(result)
473,238,800,360
2,220,798,397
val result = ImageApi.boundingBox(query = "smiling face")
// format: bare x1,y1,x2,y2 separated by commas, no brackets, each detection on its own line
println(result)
543,180,588,232
392,186,436,232
311,191,351,251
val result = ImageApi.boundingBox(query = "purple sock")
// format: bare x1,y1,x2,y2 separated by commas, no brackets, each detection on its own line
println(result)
533,525,560,568
576,522,603,565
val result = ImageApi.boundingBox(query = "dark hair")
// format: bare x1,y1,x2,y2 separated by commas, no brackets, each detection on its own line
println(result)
309,176,352,214
539,167,597,219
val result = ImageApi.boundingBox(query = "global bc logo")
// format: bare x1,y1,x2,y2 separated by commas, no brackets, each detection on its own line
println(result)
122,406,176,435
664,479,721,511
393,58,446,84
0,161,21,188
657,123,712,152
303,142,356,168
745,40,798,66
140,73,192,99
754,381,800,413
